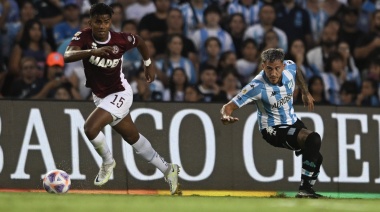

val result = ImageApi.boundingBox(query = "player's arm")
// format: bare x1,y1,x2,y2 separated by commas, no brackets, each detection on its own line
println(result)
64,46,114,63
220,101,239,125
295,67,314,111
135,35,155,83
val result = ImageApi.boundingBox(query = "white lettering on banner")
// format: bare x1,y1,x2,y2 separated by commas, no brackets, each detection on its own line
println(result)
372,115,380,183
243,112,284,182
11,109,56,179
0,116,3,173
170,109,215,181
332,113,369,183
289,113,331,182
125,109,163,180
64,109,113,180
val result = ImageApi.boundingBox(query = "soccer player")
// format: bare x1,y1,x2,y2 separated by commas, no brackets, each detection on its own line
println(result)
220,48,324,198
63,3,181,195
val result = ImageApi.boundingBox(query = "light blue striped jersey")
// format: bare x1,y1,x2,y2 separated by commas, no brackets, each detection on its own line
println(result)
232,60,298,131
227,0,262,26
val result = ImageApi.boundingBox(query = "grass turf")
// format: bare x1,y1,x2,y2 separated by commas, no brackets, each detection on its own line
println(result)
1,192,380,212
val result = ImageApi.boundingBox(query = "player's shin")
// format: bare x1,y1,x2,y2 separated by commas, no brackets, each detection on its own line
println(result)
90,132,113,164
132,133,169,173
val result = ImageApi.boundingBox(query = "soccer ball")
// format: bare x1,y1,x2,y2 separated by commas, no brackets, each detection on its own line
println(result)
43,169,71,194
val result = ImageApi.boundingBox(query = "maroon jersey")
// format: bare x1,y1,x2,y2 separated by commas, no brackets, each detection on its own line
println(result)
68,28,139,98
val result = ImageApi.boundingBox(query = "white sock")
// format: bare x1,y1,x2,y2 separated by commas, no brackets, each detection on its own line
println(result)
90,132,113,165
132,134,169,173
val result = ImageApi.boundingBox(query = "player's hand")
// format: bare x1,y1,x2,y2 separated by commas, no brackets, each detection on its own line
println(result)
221,115,239,125
143,65,155,83
91,46,114,57
302,92,315,111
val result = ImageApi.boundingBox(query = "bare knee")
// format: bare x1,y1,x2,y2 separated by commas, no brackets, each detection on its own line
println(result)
84,122,100,140
123,133,140,145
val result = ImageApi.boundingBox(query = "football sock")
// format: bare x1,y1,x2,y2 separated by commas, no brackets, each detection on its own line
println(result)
90,132,113,165
132,133,169,173
300,133,322,189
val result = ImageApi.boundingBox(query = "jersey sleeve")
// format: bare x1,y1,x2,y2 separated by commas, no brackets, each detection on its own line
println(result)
232,80,263,108
121,32,139,51
68,30,86,49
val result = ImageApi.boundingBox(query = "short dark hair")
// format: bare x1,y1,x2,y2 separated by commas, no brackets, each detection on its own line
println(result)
261,48,285,63
121,19,137,29
90,3,114,18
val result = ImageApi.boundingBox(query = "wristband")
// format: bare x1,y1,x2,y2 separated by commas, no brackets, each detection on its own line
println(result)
143,58,151,67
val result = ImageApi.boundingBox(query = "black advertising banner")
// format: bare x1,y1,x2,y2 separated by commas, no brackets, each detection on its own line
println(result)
0,100,379,193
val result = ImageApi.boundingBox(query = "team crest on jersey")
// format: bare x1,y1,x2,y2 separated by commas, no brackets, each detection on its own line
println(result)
112,45,119,54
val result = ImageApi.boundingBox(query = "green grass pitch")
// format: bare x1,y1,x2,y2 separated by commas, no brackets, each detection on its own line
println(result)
1,192,380,212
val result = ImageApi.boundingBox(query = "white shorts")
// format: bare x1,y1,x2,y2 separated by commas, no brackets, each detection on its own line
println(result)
92,83,133,126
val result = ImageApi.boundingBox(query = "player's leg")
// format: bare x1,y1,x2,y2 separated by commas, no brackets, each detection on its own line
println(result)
84,107,116,186
296,129,323,198
112,114,181,195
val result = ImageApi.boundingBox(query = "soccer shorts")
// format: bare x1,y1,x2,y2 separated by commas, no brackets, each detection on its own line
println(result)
261,119,307,151
92,82,133,126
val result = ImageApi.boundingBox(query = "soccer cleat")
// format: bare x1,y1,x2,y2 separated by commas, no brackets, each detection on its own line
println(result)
164,164,181,195
94,159,116,186
296,187,323,198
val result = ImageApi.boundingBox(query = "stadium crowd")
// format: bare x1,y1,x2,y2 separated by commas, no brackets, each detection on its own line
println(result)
0,0,380,106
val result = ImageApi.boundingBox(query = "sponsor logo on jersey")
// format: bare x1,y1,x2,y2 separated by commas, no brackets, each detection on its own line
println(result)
270,91,277,97
271,93,292,109
89,56,120,68
91,42,97,49
127,35,136,45
287,79,293,89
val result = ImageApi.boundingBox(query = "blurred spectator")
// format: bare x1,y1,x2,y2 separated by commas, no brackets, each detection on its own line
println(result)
162,67,189,101
227,0,262,26
365,56,380,99
244,4,288,52
80,0,117,14
57,13,91,60
138,0,170,39
191,5,235,62
200,37,221,69
184,84,202,102
321,51,346,105
324,16,342,33
0,0,18,23
236,38,259,84
156,34,197,85
354,10,380,70
130,68,165,101
8,57,45,98
217,51,237,75
121,19,142,76
274,0,313,49
2,0,36,60
8,19,52,77
41,52,80,99
348,0,371,33
307,24,338,74
286,39,318,81
337,40,361,86
308,75,330,105
226,13,247,59
110,2,125,32
356,78,380,106
339,80,358,105
339,7,365,52
219,69,240,101
53,84,73,100
34,0,64,50
259,29,280,51
152,8,197,62
179,0,208,37
131,39,159,80
305,0,329,45
197,65,222,102
125,0,156,23
53,2,80,46
322,0,346,17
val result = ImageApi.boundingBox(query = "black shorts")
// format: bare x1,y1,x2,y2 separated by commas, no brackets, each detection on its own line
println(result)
261,119,307,151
